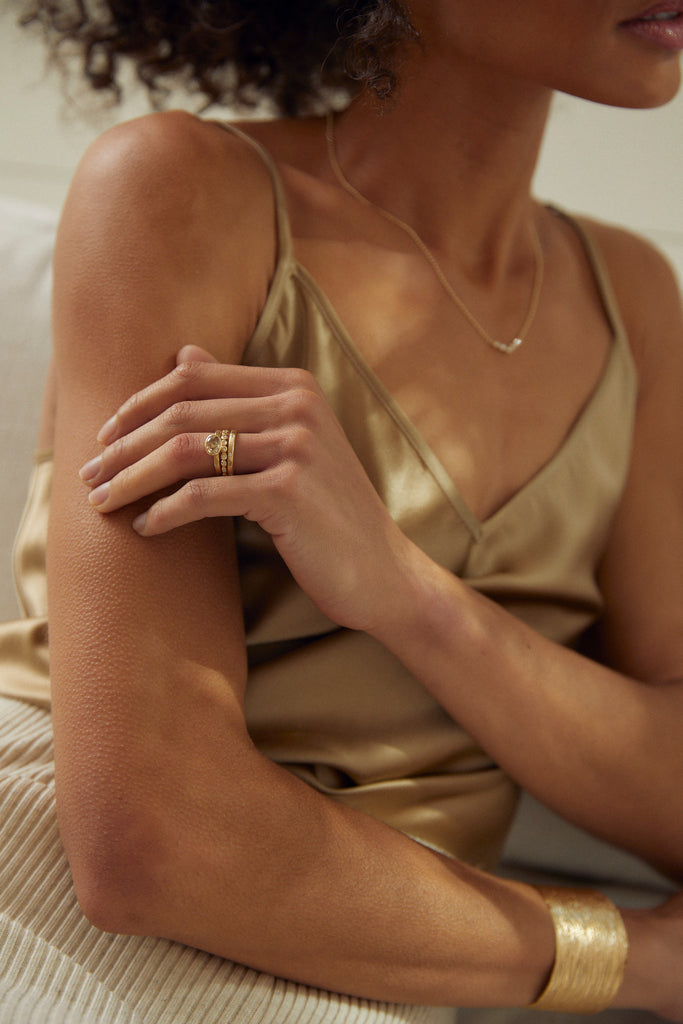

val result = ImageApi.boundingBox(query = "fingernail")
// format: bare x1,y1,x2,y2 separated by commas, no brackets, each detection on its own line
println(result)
79,455,102,484
97,415,118,445
88,482,110,508
132,513,147,534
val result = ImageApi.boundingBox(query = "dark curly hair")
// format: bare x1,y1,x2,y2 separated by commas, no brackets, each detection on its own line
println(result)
17,0,419,116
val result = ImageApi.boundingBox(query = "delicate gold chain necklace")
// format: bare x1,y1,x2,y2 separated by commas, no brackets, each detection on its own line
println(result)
325,113,544,355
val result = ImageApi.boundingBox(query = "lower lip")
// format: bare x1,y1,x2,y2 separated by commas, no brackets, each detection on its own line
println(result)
620,15,683,50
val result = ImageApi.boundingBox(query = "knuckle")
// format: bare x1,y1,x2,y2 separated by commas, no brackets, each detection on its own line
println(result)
119,388,145,422
167,432,195,470
261,464,290,504
283,423,315,465
183,477,211,511
282,367,315,390
281,367,323,400
108,464,131,497
164,400,194,431
173,360,205,388
284,386,322,427
106,433,129,470
268,457,301,499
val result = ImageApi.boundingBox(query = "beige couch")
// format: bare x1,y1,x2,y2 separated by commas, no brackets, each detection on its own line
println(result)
1,195,55,624
0,194,675,1021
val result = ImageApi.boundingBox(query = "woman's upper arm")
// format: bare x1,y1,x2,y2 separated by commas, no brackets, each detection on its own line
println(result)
595,227,683,683
47,111,276,921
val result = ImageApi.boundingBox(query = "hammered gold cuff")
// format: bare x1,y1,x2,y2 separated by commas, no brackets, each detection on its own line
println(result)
530,887,629,1014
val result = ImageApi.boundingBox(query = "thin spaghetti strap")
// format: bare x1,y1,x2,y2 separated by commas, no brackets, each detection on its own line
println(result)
548,206,628,346
210,120,294,265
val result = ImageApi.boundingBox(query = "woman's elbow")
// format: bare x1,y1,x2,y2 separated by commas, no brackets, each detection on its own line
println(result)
72,864,151,936
59,797,178,936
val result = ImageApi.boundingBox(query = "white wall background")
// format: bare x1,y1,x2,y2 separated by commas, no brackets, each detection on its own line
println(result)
1,3,682,263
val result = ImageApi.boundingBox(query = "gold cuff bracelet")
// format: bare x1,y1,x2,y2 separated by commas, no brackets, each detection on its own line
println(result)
529,887,629,1014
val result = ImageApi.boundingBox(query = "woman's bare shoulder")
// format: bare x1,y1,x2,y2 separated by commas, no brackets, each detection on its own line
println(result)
70,110,276,213
576,215,682,380
56,110,280,364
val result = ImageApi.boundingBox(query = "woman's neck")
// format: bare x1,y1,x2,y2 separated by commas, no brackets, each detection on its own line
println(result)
332,53,554,285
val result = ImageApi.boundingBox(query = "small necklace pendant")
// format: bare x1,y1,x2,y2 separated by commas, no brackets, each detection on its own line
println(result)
492,336,523,354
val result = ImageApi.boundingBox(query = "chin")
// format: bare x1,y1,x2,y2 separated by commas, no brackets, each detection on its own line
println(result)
609,78,681,109
566,63,682,110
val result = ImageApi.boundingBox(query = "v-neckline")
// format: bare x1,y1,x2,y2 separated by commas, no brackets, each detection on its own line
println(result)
219,122,631,543
290,249,626,541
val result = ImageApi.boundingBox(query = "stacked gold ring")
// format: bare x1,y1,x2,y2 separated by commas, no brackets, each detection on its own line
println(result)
204,430,237,476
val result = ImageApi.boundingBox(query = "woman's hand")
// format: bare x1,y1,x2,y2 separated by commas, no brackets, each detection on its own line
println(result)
79,345,419,633
650,892,683,1021
619,892,683,1022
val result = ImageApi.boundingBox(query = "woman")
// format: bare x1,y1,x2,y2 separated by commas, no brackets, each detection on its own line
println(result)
2,0,683,1019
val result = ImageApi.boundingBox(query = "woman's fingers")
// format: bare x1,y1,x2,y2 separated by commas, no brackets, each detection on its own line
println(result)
83,388,313,488
176,344,218,366
88,398,250,485
86,431,270,513
99,361,321,443
131,475,259,536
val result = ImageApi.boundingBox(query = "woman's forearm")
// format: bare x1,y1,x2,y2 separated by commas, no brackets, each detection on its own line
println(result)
369,544,683,878
109,732,556,1008
69,702,679,1016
